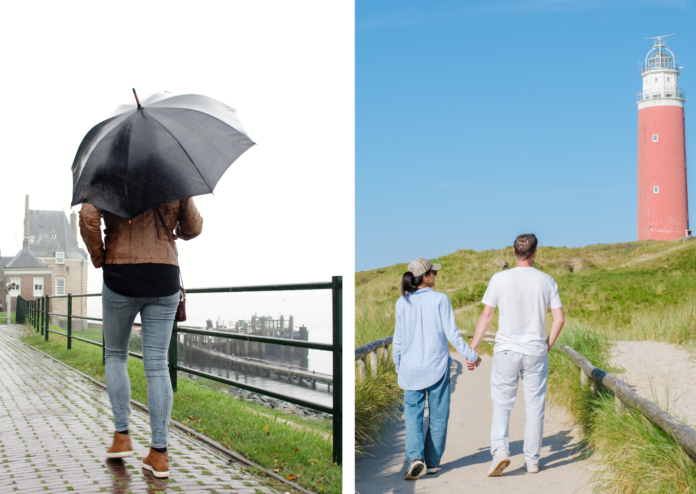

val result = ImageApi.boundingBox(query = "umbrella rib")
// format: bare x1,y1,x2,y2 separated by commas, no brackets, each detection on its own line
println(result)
145,111,213,191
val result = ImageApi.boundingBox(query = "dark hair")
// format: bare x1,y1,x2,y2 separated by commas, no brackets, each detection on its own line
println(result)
514,233,538,260
401,269,432,299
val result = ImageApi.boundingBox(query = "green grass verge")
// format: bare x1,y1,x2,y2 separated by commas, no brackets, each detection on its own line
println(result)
21,328,340,494
0,312,17,324
549,324,696,493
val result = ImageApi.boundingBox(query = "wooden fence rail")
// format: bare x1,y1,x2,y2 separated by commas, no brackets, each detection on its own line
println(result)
560,344,696,458
354,331,496,381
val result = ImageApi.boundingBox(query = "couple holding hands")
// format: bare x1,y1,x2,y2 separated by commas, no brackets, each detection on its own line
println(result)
393,234,565,480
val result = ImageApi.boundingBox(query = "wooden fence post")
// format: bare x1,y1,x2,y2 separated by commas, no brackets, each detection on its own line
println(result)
369,350,378,376
357,358,367,380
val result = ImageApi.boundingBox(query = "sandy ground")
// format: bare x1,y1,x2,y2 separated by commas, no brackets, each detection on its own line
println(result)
355,353,592,494
611,340,696,427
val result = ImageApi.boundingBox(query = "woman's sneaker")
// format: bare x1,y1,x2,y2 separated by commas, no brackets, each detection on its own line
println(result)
426,465,441,474
142,448,169,478
105,431,134,459
526,463,540,473
486,451,511,477
404,458,425,480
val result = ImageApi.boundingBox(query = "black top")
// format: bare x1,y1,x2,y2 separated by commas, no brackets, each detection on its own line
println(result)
103,263,180,298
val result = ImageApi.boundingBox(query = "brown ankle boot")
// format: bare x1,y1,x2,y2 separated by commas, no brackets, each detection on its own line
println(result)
106,431,134,459
142,448,169,478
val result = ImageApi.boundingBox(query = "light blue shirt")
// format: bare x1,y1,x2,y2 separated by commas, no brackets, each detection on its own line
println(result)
393,288,479,390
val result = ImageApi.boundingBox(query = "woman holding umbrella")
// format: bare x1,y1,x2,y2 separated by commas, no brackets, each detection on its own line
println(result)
73,90,254,478
80,199,202,477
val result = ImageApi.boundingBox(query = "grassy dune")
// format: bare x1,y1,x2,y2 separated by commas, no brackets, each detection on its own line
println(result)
356,238,696,489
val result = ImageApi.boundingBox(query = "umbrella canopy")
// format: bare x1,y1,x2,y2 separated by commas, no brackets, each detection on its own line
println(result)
71,91,255,219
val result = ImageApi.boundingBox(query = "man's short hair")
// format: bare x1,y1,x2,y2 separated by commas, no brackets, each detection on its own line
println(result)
514,234,538,260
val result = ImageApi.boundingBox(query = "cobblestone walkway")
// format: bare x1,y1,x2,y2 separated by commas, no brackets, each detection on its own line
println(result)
0,324,277,494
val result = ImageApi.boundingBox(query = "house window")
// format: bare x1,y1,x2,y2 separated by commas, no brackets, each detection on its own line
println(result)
653,134,659,142
10,278,20,297
51,232,56,239
33,278,44,297
56,252,64,264
56,277,66,296
654,186,660,194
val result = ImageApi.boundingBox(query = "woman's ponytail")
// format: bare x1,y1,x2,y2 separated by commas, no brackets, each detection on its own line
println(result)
401,270,429,299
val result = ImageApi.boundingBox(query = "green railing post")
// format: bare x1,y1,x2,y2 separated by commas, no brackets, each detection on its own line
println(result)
44,296,49,341
67,294,72,350
331,275,343,465
169,321,179,392
39,297,44,335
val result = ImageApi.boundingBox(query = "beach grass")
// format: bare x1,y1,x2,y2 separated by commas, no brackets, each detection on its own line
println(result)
547,324,696,493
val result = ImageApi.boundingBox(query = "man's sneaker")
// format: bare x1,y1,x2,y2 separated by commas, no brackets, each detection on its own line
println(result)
105,431,134,459
142,448,169,478
526,463,540,473
486,451,511,477
426,465,441,474
404,458,425,480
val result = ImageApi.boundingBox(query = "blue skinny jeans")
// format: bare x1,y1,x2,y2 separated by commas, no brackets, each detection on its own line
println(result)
102,282,179,448
403,365,451,467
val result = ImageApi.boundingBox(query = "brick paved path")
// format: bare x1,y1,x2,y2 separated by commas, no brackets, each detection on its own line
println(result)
0,324,277,494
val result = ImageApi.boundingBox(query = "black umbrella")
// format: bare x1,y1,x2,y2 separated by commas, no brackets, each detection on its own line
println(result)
71,90,255,219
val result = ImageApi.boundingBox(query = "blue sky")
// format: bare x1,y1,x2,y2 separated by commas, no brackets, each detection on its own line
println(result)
356,0,696,271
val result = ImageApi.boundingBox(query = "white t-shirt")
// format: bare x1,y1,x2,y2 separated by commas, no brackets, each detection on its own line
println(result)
481,267,562,357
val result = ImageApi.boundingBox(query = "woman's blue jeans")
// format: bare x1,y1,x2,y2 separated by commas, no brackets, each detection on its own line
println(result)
102,283,179,448
403,365,451,467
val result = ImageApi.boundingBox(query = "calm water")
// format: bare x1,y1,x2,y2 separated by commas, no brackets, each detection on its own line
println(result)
179,346,333,409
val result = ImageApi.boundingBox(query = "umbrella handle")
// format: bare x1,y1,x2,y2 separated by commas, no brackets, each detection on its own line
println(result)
132,88,142,109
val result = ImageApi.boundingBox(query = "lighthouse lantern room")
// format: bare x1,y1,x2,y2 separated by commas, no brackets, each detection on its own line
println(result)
637,34,690,240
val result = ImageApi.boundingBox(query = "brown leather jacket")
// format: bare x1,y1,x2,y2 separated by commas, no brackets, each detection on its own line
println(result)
79,198,203,269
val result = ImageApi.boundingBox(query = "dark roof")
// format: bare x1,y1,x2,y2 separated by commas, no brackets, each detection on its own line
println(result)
5,248,49,269
0,256,14,274
28,210,88,260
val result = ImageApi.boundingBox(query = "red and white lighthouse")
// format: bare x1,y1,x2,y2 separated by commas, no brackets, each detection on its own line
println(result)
637,35,690,240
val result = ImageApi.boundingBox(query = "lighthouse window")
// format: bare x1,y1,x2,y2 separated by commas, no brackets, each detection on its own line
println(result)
652,134,659,142
653,186,660,194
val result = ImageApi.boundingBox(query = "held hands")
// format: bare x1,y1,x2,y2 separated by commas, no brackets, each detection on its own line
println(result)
466,356,482,371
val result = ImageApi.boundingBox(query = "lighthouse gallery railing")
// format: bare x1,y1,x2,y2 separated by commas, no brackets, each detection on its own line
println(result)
24,277,343,464
637,88,685,102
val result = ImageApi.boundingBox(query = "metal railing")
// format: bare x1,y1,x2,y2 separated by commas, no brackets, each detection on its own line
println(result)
640,60,679,74
637,88,685,102
25,277,343,464
561,344,696,458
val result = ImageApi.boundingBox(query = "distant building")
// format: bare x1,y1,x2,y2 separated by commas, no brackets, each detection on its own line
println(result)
1,195,89,327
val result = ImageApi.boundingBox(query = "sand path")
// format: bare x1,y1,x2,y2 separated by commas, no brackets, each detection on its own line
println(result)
611,340,696,427
355,353,592,494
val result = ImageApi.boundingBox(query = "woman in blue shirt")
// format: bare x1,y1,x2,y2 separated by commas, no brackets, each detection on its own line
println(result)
393,258,481,480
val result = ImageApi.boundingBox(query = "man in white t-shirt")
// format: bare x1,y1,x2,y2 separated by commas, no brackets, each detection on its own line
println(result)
470,234,565,477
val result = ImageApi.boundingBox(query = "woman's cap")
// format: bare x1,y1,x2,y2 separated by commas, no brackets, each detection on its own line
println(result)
408,258,441,277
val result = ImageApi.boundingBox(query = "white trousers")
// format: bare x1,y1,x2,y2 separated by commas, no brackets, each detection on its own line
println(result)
490,350,548,464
